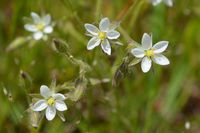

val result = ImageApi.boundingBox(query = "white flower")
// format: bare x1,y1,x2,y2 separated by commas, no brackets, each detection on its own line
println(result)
32,85,67,121
84,17,120,55
24,12,53,40
131,33,170,73
150,0,173,7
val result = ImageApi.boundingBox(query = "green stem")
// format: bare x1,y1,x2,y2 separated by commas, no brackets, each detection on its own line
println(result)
95,0,102,21
117,0,139,22
128,0,146,32
61,0,83,26
142,75,158,133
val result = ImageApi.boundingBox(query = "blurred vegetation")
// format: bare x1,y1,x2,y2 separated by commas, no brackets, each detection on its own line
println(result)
0,0,200,132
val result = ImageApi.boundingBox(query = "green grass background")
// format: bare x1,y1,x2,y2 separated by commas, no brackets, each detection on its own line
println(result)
0,0,200,132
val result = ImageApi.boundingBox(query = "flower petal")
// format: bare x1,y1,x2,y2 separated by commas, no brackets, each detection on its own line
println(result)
163,0,173,7
44,26,53,33
84,24,99,36
109,22,120,30
131,48,145,58
33,31,43,40
150,0,162,6
31,12,41,23
43,14,51,25
142,33,152,50
24,24,38,32
153,41,168,54
32,100,47,111
55,100,67,111
40,85,52,98
87,37,101,50
101,39,111,55
152,54,170,65
107,30,120,39
53,93,66,101
99,18,110,32
141,57,152,73
45,106,56,121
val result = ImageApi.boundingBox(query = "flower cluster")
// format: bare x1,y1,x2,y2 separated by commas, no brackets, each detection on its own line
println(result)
84,18,170,73
21,0,174,124
29,18,170,122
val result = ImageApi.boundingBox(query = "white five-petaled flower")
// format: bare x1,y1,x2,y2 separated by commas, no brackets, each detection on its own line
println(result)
131,33,170,73
150,0,173,7
24,12,53,40
84,17,120,55
32,85,67,121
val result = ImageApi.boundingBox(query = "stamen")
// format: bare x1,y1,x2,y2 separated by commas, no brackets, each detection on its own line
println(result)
47,97,55,106
145,49,154,57
98,32,106,40
36,23,45,30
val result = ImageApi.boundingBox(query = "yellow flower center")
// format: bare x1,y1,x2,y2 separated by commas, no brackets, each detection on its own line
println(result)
145,49,154,57
47,97,55,106
36,23,45,30
98,32,106,40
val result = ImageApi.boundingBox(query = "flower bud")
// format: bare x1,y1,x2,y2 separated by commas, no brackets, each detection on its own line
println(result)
53,39,69,53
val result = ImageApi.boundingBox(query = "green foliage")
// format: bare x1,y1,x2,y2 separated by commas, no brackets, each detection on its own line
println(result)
0,0,200,133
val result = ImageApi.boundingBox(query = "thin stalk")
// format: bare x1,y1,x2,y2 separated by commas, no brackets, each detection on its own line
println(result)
95,0,102,21
61,0,83,26
116,0,139,22
128,0,146,32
